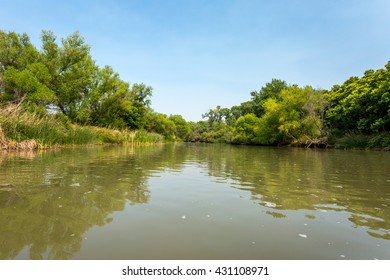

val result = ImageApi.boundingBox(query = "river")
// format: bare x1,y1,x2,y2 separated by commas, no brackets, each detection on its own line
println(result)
0,143,389,259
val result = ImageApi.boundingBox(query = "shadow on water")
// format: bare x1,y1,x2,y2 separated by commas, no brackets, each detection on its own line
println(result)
1,143,389,259
197,144,389,241
0,144,187,259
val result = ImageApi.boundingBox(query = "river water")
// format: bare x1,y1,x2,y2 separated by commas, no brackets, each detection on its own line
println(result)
0,143,389,259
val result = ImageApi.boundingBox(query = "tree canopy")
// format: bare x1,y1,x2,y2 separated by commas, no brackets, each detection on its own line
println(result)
1,30,389,147
0,30,152,130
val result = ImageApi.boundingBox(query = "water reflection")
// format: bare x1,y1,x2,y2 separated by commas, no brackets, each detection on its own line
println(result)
0,145,187,259
1,144,389,259
196,145,390,241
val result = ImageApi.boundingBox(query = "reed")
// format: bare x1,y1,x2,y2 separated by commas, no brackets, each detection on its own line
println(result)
0,105,164,149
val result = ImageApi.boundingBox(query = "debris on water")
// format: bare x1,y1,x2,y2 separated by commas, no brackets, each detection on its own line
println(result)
70,234,75,237
305,214,316,219
335,185,343,189
0,183,15,187
181,215,186,220
206,214,210,218
297,179,301,182
340,255,346,258
304,223,308,226
264,201,277,208
299,234,307,238
58,205,63,208
70,183,80,187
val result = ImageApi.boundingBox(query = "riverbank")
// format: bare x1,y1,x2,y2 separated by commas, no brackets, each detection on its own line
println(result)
0,105,164,150
2,105,389,151
332,132,390,151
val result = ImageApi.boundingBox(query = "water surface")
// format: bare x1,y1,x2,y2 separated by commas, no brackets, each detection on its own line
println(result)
1,144,389,259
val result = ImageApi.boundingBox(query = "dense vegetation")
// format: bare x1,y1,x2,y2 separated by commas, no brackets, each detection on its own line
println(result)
1,30,389,149
186,66,390,149
0,30,165,147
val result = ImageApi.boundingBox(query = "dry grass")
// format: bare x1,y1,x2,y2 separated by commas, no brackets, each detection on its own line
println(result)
0,104,164,150
0,126,38,150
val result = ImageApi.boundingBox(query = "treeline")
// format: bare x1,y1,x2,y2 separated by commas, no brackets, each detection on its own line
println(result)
1,30,389,149
184,63,390,149
0,30,152,129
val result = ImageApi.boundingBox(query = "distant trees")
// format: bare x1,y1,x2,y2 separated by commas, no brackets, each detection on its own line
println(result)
1,30,389,146
193,61,390,147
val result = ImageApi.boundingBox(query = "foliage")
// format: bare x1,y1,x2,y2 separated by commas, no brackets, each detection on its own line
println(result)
231,113,259,144
230,86,327,145
144,112,176,141
0,105,160,148
326,62,390,134
250,79,288,117
1,30,389,149
169,114,191,141
0,30,152,131
134,130,164,143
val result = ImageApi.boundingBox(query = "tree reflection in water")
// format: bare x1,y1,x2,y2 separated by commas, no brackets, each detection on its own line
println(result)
1,144,389,259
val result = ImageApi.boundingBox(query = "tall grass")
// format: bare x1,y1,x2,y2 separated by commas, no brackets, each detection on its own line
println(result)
0,105,164,149
334,131,390,150
134,130,165,143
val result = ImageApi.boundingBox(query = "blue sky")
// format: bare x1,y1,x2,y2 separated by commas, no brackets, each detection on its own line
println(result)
1,0,390,121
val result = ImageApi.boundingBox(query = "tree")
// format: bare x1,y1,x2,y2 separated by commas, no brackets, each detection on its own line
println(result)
145,112,176,141
2,63,55,112
254,85,326,145
250,79,287,117
169,114,190,141
0,31,48,106
40,31,97,119
232,113,260,144
326,62,390,134
0,31,39,73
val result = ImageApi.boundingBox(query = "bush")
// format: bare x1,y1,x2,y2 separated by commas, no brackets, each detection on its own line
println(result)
334,133,369,149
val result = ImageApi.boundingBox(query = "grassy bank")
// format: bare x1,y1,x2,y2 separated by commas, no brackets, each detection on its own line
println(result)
333,132,390,150
0,105,164,150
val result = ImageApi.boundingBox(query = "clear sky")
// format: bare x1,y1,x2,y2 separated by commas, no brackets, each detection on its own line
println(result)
1,0,390,121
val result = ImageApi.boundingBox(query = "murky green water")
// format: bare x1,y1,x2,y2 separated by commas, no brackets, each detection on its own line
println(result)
1,144,389,259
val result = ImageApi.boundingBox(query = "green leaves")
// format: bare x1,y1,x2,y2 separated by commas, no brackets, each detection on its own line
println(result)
326,62,390,134
1,30,153,131
232,113,259,144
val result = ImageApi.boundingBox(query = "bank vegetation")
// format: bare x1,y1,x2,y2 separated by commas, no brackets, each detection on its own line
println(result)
1,30,389,150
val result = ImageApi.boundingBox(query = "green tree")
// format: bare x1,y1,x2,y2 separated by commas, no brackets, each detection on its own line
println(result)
145,112,176,141
250,79,287,117
187,121,208,142
169,114,190,141
0,31,49,106
326,62,390,134
0,31,39,73
232,113,260,144
40,31,97,119
255,86,326,145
